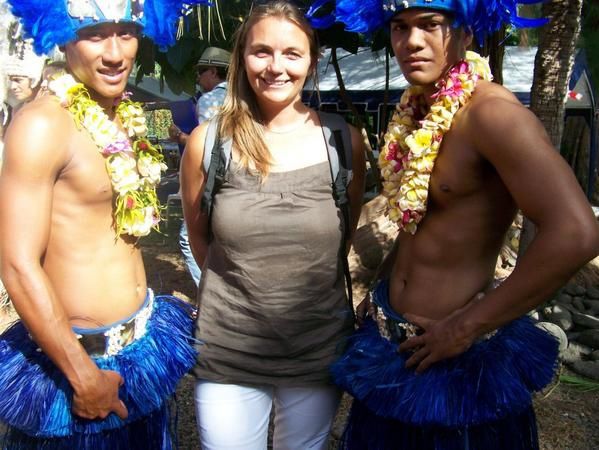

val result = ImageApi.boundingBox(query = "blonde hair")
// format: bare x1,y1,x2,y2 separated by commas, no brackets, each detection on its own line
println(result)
219,0,319,177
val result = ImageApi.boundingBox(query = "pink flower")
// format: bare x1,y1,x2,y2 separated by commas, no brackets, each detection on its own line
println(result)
103,139,131,155
112,91,133,107
394,153,410,172
386,142,398,161
126,196,136,209
432,59,468,100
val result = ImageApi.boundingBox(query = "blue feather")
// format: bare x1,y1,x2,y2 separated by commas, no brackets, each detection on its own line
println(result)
307,0,386,34
8,0,75,55
6,0,212,55
306,0,548,39
335,0,386,34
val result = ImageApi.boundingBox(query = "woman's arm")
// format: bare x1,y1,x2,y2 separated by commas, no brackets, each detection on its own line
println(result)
180,122,211,269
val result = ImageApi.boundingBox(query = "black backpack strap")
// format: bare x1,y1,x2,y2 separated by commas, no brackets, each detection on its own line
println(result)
318,111,355,321
319,113,353,205
318,111,353,239
200,118,232,237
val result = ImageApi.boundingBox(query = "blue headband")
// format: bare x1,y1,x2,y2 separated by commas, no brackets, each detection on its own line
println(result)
307,0,548,41
7,0,211,55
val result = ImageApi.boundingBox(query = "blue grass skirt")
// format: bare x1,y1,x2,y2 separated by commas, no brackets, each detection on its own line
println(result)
333,286,559,449
0,295,197,449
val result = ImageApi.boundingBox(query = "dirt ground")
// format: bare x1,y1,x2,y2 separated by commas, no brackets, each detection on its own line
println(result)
140,237,599,450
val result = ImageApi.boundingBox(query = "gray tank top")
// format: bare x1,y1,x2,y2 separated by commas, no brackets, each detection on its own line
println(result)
193,159,354,386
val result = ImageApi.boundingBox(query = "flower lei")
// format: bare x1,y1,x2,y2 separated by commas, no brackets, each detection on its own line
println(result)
379,51,492,234
48,74,167,237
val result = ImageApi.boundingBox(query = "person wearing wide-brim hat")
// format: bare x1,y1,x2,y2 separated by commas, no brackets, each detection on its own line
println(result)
194,47,231,124
170,46,231,291
169,47,231,146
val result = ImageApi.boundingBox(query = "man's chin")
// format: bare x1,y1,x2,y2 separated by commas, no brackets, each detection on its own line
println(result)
403,72,439,87
88,84,127,102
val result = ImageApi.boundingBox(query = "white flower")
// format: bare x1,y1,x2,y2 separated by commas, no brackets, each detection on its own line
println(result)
107,154,141,194
137,154,165,185
123,206,156,236
48,74,78,102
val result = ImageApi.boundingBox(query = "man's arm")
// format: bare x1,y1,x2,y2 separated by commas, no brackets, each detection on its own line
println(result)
402,89,599,371
180,122,211,270
0,103,127,419
168,124,189,147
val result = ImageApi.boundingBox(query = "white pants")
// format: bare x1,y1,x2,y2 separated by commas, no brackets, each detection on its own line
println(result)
194,380,341,450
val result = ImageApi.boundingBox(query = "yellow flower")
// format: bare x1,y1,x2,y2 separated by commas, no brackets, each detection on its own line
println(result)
121,206,156,237
119,103,148,137
405,128,433,157
388,207,401,223
466,51,493,81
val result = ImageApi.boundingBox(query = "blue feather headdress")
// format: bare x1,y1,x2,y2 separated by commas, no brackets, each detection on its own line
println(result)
307,0,548,41
6,0,212,55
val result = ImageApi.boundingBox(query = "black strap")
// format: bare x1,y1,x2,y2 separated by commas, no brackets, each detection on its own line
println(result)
331,128,354,319
318,111,354,322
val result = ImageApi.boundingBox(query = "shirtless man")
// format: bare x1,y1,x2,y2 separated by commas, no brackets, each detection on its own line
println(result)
0,1,206,448
308,1,599,449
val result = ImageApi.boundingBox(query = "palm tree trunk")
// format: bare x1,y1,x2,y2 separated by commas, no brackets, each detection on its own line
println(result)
518,0,584,258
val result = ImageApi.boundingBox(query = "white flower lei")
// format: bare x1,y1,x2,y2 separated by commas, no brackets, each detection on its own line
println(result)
48,74,167,237
379,51,492,234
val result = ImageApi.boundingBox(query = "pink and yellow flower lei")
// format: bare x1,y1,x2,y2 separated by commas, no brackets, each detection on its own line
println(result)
379,51,492,234
48,74,167,237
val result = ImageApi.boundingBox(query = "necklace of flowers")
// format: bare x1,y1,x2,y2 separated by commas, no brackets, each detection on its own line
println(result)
379,51,492,234
48,74,167,238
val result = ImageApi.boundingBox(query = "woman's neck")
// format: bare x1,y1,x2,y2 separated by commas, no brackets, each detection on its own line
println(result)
259,98,312,133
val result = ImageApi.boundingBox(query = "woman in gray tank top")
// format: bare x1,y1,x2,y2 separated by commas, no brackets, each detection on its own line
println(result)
180,2,365,449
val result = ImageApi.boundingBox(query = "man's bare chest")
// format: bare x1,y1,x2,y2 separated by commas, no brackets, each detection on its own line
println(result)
427,132,492,206
56,135,114,206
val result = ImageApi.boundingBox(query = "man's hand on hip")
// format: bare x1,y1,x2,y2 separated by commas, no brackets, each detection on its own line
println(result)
72,369,128,420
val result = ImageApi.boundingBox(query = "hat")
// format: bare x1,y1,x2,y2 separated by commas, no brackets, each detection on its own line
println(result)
5,40,46,87
6,0,212,55
196,47,231,69
307,0,548,42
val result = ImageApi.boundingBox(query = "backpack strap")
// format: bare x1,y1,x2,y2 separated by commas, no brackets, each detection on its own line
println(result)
318,111,355,320
319,112,353,207
200,118,232,236
318,111,353,234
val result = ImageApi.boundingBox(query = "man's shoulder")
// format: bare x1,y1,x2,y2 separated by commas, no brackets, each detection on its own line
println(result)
5,97,73,161
460,81,529,131
202,83,227,100
9,96,72,134
470,81,521,110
